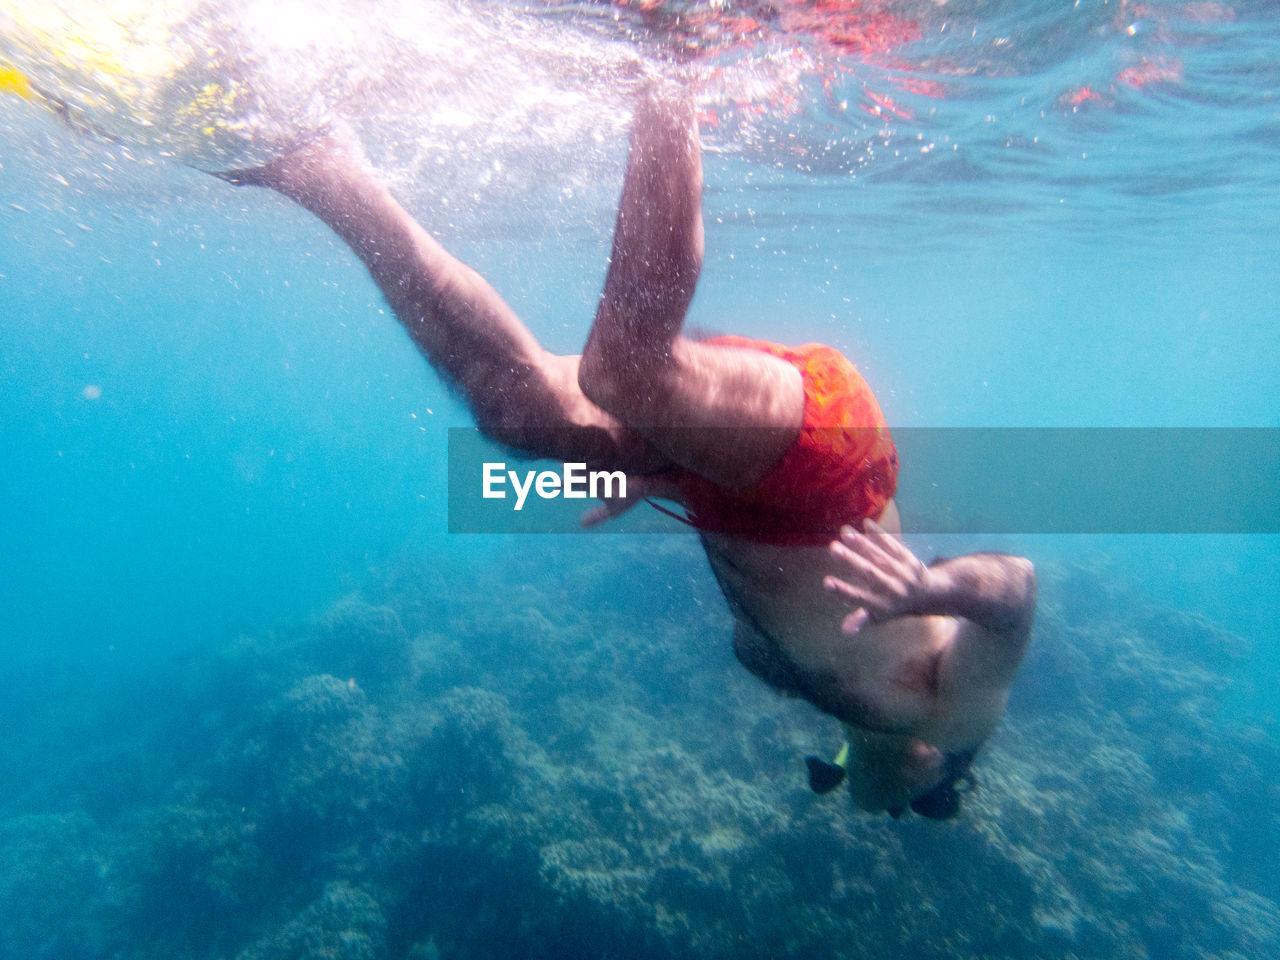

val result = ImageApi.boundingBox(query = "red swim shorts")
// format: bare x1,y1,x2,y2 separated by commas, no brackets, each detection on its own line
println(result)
672,336,899,546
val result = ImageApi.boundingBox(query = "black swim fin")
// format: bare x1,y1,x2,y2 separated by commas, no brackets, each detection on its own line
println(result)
805,756,847,794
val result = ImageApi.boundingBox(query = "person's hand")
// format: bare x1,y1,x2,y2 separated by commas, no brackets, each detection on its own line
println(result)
580,475,647,528
823,519,933,634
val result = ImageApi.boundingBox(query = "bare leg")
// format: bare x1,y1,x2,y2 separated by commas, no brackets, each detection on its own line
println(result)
578,87,805,488
220,136,662,472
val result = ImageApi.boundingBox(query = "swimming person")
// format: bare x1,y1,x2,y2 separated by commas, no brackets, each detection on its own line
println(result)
219,84,1036,819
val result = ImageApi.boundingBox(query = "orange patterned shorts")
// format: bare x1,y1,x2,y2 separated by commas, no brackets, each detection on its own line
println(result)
672,336,899,546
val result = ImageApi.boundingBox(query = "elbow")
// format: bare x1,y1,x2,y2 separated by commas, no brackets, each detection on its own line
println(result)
1006,555,1038,635
1011,555,1037,602
576,347,615,413
577,337,649,419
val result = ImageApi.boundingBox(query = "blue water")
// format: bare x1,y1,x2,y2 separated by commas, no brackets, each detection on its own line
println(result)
2,1,1279,957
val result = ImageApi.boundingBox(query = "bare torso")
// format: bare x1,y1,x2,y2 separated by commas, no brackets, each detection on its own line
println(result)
700,516,1013,756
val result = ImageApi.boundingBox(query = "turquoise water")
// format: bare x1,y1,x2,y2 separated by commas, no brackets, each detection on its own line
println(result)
2,2,1278,958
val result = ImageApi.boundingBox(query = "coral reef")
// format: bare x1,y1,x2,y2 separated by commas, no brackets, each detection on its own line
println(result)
237,882,387,960
1,540,1276,960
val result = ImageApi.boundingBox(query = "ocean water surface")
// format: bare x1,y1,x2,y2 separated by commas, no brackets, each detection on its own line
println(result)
1,2,1278,958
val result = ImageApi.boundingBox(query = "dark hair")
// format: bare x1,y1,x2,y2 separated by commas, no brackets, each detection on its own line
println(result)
908,749,978,820
909,781,963,819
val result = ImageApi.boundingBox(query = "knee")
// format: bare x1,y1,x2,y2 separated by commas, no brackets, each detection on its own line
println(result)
578,339,675,421
576,342,617,412
470,358,603,460
470,391,528,452
466,364,557,454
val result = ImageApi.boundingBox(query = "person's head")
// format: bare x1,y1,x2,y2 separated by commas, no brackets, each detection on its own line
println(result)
908,749,978,820
908,779,964,819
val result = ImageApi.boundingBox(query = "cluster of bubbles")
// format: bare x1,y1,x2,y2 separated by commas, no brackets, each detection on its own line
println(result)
0,1,941,173
1,2,639,167
3,0,1256,229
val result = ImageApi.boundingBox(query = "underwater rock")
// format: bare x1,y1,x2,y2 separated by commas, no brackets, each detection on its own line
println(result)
243,675,406,839
405,686,554,816
235,881,387,960
11,547,1279,960
309,598,413,698
107,796,264,957
539,836,652,908
0,813,106,960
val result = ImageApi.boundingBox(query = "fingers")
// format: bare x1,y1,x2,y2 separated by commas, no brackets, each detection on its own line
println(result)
824,570,893,626
823,573,884,633
828,538,886,583
838,520,926,585
841,608,871,636
824,519,930,626
580,476,645,528
581,500,637,528
843,519,914,567
580,505,611,528
827,535,903,599
823,572,871,605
